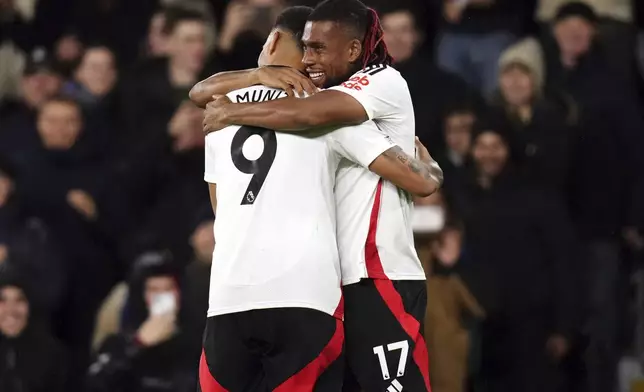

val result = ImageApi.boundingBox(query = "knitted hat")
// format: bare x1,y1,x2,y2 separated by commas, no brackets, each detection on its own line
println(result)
554,2,598,25
498,38,545,93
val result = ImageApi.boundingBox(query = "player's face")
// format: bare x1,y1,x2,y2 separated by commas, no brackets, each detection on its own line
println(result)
499,64,535,106
37,101,83,150
302,21,361,88
0,286,29,338
472,132,509,178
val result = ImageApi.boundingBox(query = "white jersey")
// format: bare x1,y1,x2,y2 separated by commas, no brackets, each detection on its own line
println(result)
204,85,395,318
329,64,426,285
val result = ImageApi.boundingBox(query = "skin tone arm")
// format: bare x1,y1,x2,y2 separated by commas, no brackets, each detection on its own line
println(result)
206,90,368,132
369,138,443,197
208,183,217,214
189,67,317,108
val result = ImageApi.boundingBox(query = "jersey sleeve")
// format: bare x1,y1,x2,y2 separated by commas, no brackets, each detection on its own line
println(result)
329,123,396,168
204,133,220,184
328,66,404,120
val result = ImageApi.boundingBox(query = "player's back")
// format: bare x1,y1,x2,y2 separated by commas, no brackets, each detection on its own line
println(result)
329,65,424,284
204,86,342,318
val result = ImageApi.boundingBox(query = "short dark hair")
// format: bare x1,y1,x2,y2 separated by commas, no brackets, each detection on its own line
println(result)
274,6,314,49
162,7,205,36
308,0,392,68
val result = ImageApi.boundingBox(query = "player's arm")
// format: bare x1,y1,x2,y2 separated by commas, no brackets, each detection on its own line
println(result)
214,90,369,131
189,67,317,108
332,127,442,197
369,140,443,197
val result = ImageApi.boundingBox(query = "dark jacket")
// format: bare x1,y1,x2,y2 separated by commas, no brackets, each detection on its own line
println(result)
490,99,573,193
0,196,67,316
0,275,68,392
541,32,644,238
454,169,579,336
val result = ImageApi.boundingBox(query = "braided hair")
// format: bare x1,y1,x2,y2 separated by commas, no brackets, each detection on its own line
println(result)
308,0,393,69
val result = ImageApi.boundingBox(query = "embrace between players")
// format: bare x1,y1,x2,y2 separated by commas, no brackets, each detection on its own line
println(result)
190,0,442,391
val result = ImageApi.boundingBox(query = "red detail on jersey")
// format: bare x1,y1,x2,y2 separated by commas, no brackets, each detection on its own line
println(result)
333,292,344,319
341,75,370,91
199,350,229,392
365,179,432,391
373,280,431,391
274,319,344,391
365,179,387,279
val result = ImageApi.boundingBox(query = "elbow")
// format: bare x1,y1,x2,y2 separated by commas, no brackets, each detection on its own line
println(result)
188,84,207,108
414,180,440,198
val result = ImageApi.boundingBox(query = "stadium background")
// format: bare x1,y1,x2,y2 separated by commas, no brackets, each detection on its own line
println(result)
1,0,644,391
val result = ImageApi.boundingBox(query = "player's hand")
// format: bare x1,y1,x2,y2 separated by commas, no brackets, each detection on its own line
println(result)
67,189,98,220
546,334,570,361
203,95,233,134
251,66,317,97
415,137,432,164
136,313,177,347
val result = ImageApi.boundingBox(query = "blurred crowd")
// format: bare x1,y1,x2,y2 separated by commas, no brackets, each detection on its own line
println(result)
0,0,643,391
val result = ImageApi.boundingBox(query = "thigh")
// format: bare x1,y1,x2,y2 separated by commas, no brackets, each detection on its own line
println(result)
200,315,264,392
344,279,430,392
258,308,345,392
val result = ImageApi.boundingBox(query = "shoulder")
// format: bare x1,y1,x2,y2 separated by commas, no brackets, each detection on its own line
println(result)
341,65,408,91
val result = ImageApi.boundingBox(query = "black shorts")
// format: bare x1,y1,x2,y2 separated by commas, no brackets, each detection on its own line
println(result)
342,279,430,392
199,307,344,392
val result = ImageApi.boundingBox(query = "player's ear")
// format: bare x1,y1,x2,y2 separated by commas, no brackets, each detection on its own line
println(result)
268,30,281,55
347,38,362,63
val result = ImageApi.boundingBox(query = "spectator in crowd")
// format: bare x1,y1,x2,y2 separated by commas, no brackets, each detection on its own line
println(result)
52,32,83,78
182,210,214,339
17,96,120,382
0,49,62,161
0,156,67,317
145,10,169,58
493,37,573,192
121,7,207,158
435,0,526,98
214,0,284,70
424,222,485,392
453,121,579,392
381,4,484,147
119,100,208,267
62,45,118,111
0,270,68,392
435,105,476,192
70,0,158,69
541,4,644,390
536,0,637,84
86,256,197,392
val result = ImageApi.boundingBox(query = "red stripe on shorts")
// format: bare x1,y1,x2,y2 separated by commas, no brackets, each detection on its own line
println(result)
199,349,229,392
274,319,344,392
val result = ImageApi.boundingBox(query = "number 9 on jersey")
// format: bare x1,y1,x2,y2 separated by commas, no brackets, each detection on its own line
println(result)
230,126,278,205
